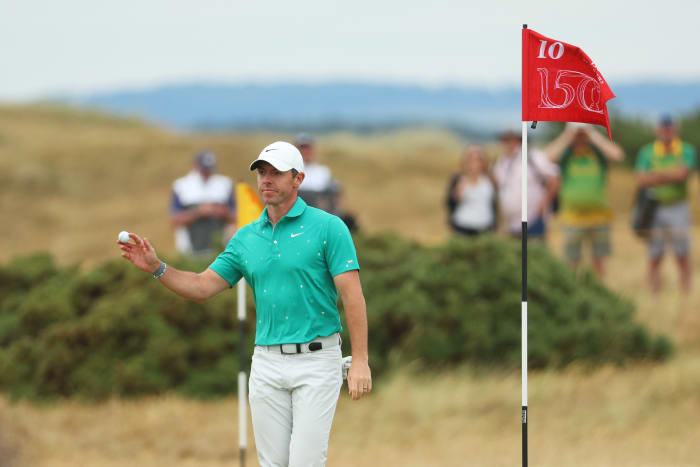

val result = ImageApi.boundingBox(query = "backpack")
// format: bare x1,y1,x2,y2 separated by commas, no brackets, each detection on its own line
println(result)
631,188,658,239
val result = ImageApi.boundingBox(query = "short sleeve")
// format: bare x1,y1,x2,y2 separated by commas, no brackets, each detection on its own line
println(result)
531,150,560,177
324,216,359,277
169,190,185,214
683,144,698,170
635,146,651,172
208,238,244,287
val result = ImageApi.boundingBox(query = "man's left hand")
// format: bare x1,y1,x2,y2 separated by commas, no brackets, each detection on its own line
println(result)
347,361,372,400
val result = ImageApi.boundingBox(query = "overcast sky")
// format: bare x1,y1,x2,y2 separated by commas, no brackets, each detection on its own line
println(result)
2,0,699,100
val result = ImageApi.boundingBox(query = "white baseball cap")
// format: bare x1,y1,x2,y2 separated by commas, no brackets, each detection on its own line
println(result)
249,141,305,172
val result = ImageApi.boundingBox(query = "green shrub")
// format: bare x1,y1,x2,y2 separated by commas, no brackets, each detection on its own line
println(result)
0,234,672,400
349,233,671,376
0,256,255,401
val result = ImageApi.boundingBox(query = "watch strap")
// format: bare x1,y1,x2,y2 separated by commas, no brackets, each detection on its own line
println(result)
153,261,167,279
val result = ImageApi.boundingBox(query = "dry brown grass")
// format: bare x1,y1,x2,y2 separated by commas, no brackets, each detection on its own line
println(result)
1,104,700,466
2,355,700,467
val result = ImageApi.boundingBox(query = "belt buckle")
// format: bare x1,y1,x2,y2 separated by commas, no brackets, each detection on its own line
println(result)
308,341,323,351
280,343,302,354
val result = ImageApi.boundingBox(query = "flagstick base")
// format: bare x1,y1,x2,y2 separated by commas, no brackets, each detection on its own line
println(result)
522,405,528,467
239,371,247,467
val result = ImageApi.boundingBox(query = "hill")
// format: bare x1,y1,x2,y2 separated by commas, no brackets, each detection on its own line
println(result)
65,80,700,132
1,102,699,265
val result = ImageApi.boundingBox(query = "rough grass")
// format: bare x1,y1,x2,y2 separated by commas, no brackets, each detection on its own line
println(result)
0,409,24,467
2,352,700,467
1,104,700,466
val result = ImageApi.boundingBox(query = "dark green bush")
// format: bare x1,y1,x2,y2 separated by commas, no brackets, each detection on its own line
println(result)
0,254,254,401
350,233,671,376
0,235,671,400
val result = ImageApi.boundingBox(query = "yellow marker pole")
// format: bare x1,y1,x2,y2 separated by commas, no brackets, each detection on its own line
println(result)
235,183,263,467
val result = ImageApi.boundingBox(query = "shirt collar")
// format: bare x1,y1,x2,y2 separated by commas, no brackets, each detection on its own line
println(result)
653,139,682,157
189,170,205,182
259,196,307,225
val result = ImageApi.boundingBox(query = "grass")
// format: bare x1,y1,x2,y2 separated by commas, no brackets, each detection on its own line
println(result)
2,355,699,466
1,104,699,466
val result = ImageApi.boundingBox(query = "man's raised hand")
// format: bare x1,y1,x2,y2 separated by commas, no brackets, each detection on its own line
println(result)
118,233,160,273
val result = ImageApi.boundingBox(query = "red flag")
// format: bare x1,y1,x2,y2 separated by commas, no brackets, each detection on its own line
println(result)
522,28,615,137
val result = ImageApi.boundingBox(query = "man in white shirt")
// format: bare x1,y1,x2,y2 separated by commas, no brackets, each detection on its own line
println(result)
493,129,560,239
295,133,340,214
295,133,360,232
294,133,338,195
169,151,236,256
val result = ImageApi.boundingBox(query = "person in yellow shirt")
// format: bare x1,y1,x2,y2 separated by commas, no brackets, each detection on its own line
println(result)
545,123,624,277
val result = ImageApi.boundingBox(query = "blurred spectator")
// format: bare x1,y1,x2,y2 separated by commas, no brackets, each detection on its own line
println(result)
545,123,624,277
493,129,559,239
170,151,236,256
296,133,359,232
636,116,698,294
446,145,497,235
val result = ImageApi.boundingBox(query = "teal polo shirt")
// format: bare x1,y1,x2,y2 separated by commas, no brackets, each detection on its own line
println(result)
209,197,359,346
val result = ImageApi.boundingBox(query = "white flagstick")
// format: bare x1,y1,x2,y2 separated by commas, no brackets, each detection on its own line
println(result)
237,279,248,467
521,119,529,466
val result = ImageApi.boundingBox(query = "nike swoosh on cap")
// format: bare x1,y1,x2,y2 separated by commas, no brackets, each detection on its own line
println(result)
264,148,278,152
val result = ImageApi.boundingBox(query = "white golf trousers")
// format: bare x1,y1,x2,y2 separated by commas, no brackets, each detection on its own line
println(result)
249,342,343,467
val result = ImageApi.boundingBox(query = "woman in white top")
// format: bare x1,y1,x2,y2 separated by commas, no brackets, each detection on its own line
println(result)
446,145,497,236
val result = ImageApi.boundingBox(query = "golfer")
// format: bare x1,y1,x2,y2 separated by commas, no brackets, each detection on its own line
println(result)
117,141,372,467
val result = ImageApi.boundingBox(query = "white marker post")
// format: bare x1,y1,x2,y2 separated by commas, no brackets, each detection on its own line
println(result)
237,278,248,467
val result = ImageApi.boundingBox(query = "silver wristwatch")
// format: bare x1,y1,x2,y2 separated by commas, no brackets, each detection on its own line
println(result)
152,261,167,279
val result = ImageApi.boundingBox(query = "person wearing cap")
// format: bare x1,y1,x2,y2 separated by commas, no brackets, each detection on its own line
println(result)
544,123,624,277
118,141,371,467
636,116,697,294
493,129,560,240
295,133,339,211
169,151,236,256
295,132,359,232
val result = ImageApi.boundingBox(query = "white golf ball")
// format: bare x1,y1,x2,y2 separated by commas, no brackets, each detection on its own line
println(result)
118,231,130,243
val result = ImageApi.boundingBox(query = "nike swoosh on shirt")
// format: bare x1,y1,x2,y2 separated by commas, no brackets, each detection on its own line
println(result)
290,232,304,238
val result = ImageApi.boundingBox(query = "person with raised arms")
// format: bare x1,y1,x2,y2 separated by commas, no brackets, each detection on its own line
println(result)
545,123,624,277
